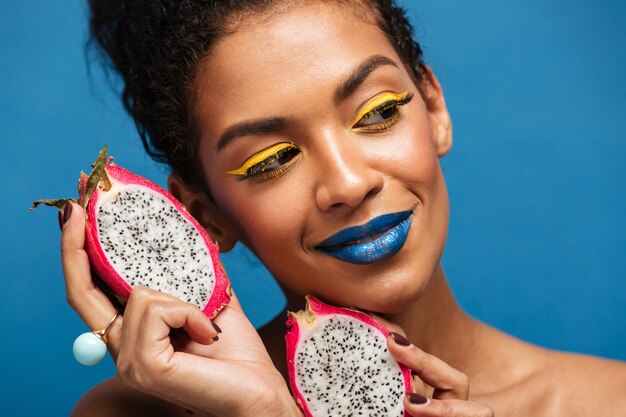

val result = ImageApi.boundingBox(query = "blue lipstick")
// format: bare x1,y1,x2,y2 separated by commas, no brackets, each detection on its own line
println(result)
316,210,413,264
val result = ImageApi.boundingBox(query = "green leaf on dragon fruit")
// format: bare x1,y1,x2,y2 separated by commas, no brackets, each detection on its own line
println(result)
82,145,112,210
31,145,110,214
30,198,76,211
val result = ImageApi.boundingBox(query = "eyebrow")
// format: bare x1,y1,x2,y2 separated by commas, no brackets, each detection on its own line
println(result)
333,55,398,104
216,116,289,151
216,55,398,151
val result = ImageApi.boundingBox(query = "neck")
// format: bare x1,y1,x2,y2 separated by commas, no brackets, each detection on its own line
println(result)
387,264,480,374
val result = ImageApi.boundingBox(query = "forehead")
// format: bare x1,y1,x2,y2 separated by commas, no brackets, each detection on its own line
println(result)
194,3,404,132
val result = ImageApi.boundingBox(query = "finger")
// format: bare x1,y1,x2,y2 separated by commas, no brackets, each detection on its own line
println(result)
162,298,223,346
116,288,167,382
142,300,219,347
389,332,469,400
404,394,494,417
119,286,169,360
60,202,120,342
365,316,431,393
121,287,220,357
123,284,254,362
170,290,264,359
121,300,219,383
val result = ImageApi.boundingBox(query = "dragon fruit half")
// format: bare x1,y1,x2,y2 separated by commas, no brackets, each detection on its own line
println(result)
286,296,413,417
33,146,230,317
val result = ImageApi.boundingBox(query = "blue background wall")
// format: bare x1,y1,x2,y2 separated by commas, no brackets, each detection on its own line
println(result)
2,0,624,414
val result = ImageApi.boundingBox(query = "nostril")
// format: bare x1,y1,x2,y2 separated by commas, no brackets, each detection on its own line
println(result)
316,172,383,212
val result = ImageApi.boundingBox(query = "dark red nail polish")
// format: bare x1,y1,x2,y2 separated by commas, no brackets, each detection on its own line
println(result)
212,335,219,342
211,320,222,334
58,210,64,231
63,202,73,225
406,392,428,405
390,332,411,346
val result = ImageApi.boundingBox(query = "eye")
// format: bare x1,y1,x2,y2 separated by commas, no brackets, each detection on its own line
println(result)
356,105,399,127
226,142,302,181
351,91,413,132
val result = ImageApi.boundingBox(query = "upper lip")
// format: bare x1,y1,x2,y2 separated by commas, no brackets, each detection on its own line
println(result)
315,210,412,248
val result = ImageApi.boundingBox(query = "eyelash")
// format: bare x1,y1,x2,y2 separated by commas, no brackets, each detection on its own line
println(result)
238,145,302,181
352,93,413,132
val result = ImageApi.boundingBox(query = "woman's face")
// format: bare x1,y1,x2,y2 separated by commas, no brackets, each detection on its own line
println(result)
191,3,451,313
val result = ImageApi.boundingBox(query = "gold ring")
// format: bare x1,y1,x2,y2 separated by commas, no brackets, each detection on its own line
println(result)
92,312,119,345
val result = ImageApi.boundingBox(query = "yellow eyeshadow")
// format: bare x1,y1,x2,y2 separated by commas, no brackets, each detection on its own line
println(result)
227,142,296,176
351,91,410,126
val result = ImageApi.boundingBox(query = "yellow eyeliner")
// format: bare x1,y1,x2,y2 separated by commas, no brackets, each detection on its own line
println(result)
351,91,410,127
227,142,296,176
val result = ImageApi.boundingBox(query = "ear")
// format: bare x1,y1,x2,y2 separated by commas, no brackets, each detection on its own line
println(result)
420,65,453,157
168,172,238,252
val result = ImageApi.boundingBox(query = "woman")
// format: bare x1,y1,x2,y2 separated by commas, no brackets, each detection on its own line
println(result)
62,1,626,416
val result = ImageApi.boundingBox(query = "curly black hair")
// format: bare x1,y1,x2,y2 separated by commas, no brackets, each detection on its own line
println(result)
88,0,426,189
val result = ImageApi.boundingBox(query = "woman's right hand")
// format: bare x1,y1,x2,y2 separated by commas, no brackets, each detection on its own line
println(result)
60,202,302,417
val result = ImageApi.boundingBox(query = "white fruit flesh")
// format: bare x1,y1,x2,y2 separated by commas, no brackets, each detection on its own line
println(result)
96,184,215,307
294,314,405,417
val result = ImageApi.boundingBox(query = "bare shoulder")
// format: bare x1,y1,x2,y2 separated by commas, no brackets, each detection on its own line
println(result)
535,349,626,416
71,377,199,417
470,327,626,417
555,350,626,398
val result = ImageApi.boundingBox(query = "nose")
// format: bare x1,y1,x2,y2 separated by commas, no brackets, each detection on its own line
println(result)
314,129,384,212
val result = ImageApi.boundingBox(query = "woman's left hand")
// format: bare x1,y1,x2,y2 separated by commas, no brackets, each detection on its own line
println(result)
385,328,495,417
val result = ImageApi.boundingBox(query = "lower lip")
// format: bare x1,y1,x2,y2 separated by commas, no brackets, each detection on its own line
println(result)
317,215,413,264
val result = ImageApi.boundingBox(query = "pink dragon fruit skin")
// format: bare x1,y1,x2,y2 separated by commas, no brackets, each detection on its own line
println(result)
81,163,231,318
286,296,413,417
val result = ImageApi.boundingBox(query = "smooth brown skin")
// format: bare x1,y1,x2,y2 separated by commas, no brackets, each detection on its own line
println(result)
67,3,626,417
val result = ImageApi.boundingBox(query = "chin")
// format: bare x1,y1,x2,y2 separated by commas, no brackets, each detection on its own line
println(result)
365,281,429,315
314,266,433,315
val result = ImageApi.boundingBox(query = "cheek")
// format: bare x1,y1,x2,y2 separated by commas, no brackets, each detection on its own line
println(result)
224,187,317,296
387,111,449,253
375,111,441,195
198,127,306,248
209,177,309,257
401,123,449,232
400,138,439,189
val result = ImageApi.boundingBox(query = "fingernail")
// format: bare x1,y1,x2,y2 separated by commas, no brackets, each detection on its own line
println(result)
58,210,64,231
63,202,73,225
390,331,412,347
212,335,219,342
211,320,222,334
406,392,429,405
